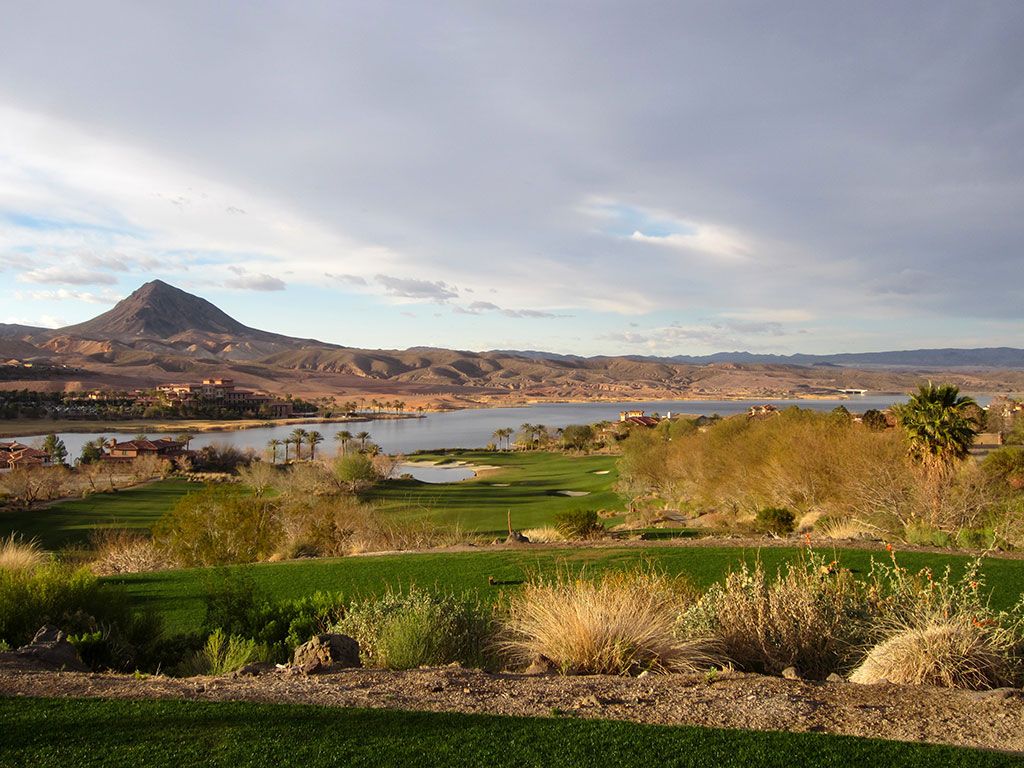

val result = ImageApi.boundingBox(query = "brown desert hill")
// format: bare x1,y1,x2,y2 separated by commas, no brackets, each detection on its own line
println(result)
3,279,1024,402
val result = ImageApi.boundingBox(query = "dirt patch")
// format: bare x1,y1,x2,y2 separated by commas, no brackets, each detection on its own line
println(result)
1,658,1021,753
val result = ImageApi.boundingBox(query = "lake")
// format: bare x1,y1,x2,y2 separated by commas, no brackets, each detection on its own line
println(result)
5,395,931,460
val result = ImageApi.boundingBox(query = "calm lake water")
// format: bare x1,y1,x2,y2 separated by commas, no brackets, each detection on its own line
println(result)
6,396,939,460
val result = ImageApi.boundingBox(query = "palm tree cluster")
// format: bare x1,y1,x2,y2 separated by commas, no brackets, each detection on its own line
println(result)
265,429,325,463
491,428,514,450
368,399,407,414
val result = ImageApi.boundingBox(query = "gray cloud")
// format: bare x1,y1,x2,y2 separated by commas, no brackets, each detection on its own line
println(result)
326,273,368,286
376,274,458,301
0,3,1021,349
224,268,286,291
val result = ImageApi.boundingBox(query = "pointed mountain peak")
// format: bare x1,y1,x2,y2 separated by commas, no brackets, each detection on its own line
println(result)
61,280,257,340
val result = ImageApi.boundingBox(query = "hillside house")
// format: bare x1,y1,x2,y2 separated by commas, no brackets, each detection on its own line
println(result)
157,378,293,417
105,438,188,460
0,441,52,471
619,410,660,427
747,404,779,419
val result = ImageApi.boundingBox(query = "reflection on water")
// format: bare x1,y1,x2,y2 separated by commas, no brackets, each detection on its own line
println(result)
10,394,953,460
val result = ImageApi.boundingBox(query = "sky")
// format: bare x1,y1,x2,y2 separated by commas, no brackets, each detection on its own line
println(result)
0,1,1022,356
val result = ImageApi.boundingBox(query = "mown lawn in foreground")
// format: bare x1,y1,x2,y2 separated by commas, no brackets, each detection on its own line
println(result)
367,449,624,533
0,479,197,549
112,544,1024,636
1,698,1017,768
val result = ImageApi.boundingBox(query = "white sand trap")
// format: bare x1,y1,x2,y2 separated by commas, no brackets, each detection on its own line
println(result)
557,490,590,497
491,483,511,487
593,470,610,475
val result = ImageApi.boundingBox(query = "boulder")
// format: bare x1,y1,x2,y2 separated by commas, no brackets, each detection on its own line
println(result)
293,633,360,674
781,666,801,680
15,625,89,672
505,531,530,544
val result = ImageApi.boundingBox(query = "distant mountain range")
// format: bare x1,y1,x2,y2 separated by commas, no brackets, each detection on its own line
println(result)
494,348,1024,369
1,280,1022,404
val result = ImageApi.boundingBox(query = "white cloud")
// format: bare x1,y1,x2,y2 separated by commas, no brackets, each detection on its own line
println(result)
17,265,119,285
17,288,120,304
376,275,458,301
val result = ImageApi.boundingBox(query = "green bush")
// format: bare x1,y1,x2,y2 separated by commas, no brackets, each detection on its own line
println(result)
200,570,345,662
336,587,494,670
755,507,796,535
153,487,282,566
553,509,604,539
0,563,163,670
178,629,265,676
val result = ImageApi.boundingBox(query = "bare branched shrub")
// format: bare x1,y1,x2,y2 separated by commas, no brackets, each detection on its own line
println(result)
0,533,46,573
89,530,174,575
687,552,869,678
503,570,715,675
235,461,281,497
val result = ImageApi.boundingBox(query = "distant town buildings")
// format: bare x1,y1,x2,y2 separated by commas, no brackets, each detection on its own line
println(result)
105,438,189,461
619,410,660,427
156,378,293,418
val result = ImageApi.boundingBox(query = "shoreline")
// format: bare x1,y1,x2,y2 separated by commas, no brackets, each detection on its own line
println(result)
0,413,421,439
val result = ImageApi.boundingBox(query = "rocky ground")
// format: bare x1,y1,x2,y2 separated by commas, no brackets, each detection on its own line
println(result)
2,656,1022,754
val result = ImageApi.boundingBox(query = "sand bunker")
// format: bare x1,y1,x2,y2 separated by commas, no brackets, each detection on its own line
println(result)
557,490,590,497
490,483,511,487
593,470,610,475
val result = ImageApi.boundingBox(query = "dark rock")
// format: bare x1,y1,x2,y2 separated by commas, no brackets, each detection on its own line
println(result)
781,666,801,680
14,625,88,672
293,633,360,674
234,661,275,677
524,655,558,675
505,531,530,544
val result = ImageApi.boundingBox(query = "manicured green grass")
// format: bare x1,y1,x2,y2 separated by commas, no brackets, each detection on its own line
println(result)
112,544,1024,636
368,450,624,533
1,698,1016,768
0,479,197,550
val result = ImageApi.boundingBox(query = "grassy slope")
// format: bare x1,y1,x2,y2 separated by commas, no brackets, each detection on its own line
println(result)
2,698,1017,768
368,450,624,533
112,545,1024,635
0,479,196,549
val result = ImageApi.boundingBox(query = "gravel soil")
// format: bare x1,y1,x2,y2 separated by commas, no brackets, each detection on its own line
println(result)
2,658,1022,754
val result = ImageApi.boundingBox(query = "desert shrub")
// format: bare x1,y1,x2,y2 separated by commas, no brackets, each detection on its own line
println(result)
755,507,795,535
554,509,604,539
521,527,566,543
0,562,162,670
0,533,46,573
200,570,345,662
336,587,494,670
235,461,281,497
849,618,1014,688
502,571,712,675
192,443,254,472
862,409,889,431
89,530,173,575
153,486,281,566
687,552,870,678
178,629,265,676
333,453,380,491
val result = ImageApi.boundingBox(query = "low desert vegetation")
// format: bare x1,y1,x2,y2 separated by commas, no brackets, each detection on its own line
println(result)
617,386,1024,549
502,570,713,675
0,533,46,573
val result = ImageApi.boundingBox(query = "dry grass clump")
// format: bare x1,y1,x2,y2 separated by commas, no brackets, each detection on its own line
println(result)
521,527,566,543
815,517,880,540
850,618,1014,689
0,533,46,573
90,529,173,575
503,570,714,675
688,554,867,679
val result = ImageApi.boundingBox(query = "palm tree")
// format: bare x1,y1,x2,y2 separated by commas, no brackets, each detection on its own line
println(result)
283,437,292,462
306,430,324,460
267,438,282,464
290,428,308,460
335,430,353,455
177,433,195,451
894,382,979,472
356,430,371,450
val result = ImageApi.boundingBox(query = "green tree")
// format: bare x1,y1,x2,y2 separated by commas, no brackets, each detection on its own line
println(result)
561,424,595,451
305,430,324,460
78,438,105,465
289,429,308,460
41,434,68,466
894,383,979,472
333,453,379,491
266,438,282,464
